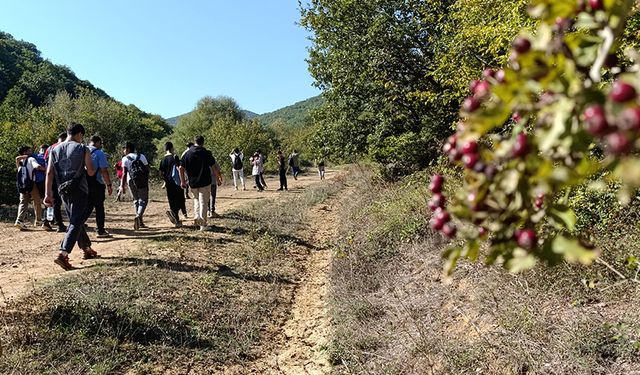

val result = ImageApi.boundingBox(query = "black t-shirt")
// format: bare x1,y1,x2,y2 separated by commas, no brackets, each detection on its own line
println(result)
159,154,180,183
181,146,216,188
278,155,286,172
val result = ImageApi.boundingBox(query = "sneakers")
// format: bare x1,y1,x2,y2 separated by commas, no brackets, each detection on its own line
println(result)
134,216,140,231
175,221,183,228
96,230,112,238
166,210,178,225
210,211,221,218
14,221,27,231
42,221,54,232
139,220,148,229
193,217,204,226
207,210,213,218
54,254,74,270
82,247,99,259
235,186,239,191
277,188,283,191
57,225,67,233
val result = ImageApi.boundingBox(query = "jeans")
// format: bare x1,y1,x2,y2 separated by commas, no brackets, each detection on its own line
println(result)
279,169,288,190
52,179,64,227
259,172,267,188
191,185,211,225
86,178,106,232
232,169,245,189
254,175,264,191
60,190,91,253
292,166,300,178
128,180,149,218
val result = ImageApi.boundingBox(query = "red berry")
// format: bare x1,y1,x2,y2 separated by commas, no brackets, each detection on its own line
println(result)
512,112,522,123
589,0,603,11
469,80,481,93
461,140,478,155
447,134,458,146
467,192,482,211
473,81,491,98
606,132,632,154
583,105,608,136
516,228,537,249
620,107,640,131
610,81,637,103
429,174,444,193
513,37,531,54
434,208,450,223
443,142,454,155
512,133,529,158
482,68,495,79
430,217,445,231
495,69,506,83
534,193,545,209
442,223,457,238
430,193,445,209
462,153,479,169
463,96,481,113
427,200,439,211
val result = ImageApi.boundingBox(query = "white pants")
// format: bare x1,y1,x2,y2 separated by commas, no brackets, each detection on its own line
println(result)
191,185,211,225
232,169,245,188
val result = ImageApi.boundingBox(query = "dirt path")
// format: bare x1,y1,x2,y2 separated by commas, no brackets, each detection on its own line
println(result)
0,171,334,305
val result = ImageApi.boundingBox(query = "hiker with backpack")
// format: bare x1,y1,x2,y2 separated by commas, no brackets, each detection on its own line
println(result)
258,150,268,189
44,132,68,232
159,141,185,227
181,142,195,203
180,135,221,231
229,148,246,191
288,150,301,180
14,146,46,230
276,150,288,191
44,123,98,270
119,142,150,230
86,135,113,237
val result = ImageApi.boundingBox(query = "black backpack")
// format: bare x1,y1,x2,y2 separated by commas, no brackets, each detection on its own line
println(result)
16,161,33,194
128,154,149,189
233,154,243,170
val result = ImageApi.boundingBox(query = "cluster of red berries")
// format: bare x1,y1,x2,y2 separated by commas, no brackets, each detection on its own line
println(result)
428,174,456,238
582,80,640,154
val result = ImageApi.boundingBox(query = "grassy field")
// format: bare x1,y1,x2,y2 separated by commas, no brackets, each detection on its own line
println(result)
328,166,640,374
0,176,346,374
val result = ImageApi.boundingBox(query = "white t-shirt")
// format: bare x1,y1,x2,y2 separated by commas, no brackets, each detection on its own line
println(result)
26,157,39,178
121,153,148,183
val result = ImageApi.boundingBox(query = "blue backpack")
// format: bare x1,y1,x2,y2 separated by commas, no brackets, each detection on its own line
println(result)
171,160,181,186
33,154,46,183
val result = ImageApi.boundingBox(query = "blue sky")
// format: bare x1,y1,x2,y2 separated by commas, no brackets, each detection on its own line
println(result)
0,1,319,118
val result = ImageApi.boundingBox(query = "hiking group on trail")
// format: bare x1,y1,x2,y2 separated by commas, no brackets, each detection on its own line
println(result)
12,122,323,270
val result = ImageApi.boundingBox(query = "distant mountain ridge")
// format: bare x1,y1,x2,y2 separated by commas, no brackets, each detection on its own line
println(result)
165,95,323,128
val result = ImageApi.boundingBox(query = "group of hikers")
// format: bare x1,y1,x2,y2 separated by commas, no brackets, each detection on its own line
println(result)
13,122,317,270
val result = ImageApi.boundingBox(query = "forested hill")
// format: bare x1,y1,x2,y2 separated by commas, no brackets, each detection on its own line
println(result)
166,109,258,127
0,32,110,117
0,31,171,203
255,95,324,128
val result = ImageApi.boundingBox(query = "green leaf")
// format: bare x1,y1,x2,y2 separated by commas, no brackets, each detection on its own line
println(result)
505,248,537,273
551,235,598,265
548,204,577,231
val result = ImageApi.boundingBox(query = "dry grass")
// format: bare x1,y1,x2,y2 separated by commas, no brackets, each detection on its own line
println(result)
329,166,640,374
0,176,347,374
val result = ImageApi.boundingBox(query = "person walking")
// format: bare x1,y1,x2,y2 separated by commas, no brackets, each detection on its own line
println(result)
34,144,54,231
159,141,185,227
180,135,221,231
229,148,246,190
14,146,45,230
44,132,68,232
317,158,326,180
86,135,113,237
44,123,98,270
258,150,268,189
276,150,288,191
208,160,223,218
250,152,264,192
119,142,150,230
181,142,194,202
288,150,301,180
114,160,124,201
